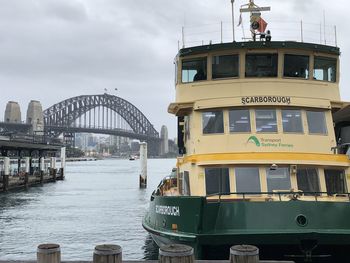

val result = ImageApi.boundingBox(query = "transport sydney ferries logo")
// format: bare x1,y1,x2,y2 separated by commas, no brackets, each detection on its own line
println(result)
246,136,293,148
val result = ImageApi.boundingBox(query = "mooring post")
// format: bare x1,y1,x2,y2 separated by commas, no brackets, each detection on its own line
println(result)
139,142,147,188
93,244,122,263
25,157,30,189
3,157,10,192
59,147,66,180
51,157,56,181
159,244,194,263
40,157,45,184
37,243,61,263
230,245,259,263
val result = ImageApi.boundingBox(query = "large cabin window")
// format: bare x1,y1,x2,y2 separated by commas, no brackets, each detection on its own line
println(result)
212,54,239,79
245,53,278,77
205,167,230,195
296,168,320,195
314,56,337,82
282,109,303,133
255,109,277,133
306,110,327,135
324,169,347,195
202,111,224,134
266,167,291,192
182,57,207,83
283,54,309,79
229,109,251,132
235,167,261,193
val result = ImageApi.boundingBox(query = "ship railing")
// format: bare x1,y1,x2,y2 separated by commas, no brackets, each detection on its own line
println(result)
331,143,350,155
206,191,350,202
179,20,337,49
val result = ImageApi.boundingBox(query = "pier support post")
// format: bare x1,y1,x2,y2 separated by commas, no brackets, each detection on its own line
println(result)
50,157,56,181
3,157,10,192
40,157,45,184
37,243,61,263
93,244,122,263
139,142,147,188
25,157,30,189
230,245,259,263
59,147,66,180
159,244,194,263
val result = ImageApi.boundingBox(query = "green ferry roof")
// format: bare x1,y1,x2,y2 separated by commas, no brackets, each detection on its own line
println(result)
178,41,340,57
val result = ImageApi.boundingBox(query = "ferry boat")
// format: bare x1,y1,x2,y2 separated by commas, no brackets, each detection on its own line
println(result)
143,1,350,261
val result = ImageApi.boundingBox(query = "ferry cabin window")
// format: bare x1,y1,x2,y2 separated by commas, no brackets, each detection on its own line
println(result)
296,168,320,195
229,109,251,133
202,111,224,134
314,56,337,82
182,171,191,196
205,167,230,195
182,58,207,83
324,169,347,195
245,54,278,77
282,109,303,133
306,111,327,135
235,167,261,193
255,109,277,133
212,54,239,79
266,168,291,192
283,54,309,79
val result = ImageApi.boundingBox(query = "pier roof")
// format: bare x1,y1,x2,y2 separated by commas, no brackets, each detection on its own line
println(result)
0,139,62,151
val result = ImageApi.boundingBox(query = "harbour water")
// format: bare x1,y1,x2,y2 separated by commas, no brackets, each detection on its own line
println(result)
0,158,176,260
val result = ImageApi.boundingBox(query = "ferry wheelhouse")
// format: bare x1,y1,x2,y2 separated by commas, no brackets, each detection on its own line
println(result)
143,1,350,261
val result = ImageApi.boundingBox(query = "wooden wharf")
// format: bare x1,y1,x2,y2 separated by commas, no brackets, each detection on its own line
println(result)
0,139,65,192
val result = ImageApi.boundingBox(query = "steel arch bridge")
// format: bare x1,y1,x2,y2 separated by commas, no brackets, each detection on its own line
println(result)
43,94,160,153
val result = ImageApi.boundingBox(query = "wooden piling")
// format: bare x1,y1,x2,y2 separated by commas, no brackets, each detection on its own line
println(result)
230,245,259,263
3,157,10,192
37,243,61,263
159,244,194,263
93,244,122,263
139,142,147,188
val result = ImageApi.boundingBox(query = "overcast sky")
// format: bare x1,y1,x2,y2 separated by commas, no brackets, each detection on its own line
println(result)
0,0,348,138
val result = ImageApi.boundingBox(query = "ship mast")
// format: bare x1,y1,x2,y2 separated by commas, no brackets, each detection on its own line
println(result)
240,0,271,41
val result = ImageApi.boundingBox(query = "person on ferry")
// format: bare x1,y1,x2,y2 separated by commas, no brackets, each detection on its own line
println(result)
194,68,206,81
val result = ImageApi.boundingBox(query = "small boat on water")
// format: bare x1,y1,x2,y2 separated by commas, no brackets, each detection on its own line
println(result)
129,155,137,161
143,1,350,261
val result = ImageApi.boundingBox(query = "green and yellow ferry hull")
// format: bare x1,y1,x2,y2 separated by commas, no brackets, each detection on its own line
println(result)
142,195,350,260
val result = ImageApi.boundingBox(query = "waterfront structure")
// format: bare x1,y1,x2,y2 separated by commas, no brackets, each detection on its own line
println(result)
160,125,169,156
0,138,65,192
4,101,22,123
143,1,350,261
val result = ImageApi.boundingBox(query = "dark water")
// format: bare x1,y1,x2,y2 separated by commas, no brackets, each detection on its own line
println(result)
0,159,175,260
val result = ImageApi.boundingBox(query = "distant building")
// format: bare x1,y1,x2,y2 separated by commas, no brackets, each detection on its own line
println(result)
4,101,21,123
160,125,169,156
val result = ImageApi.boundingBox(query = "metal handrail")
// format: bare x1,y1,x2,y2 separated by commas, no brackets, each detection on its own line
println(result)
206,191,350,202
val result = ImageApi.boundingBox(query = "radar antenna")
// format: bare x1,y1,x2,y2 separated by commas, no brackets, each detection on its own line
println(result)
240,0,271,41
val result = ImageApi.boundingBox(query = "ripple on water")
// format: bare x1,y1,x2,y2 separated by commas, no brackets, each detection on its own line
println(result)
0,158,174,260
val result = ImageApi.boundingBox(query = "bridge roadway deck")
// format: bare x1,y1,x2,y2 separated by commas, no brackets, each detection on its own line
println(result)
45,126,161,141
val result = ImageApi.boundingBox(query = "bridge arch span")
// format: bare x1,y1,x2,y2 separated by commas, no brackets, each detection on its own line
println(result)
43,94,159,139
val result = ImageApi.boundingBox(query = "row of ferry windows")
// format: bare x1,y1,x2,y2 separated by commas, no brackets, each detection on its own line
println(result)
181,54,337,83
202,109,327,135
205,167,347,196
